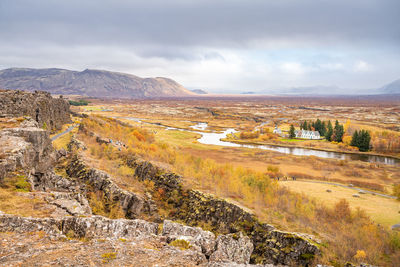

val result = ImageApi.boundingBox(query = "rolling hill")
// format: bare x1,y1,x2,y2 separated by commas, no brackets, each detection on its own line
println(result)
379,79,400,94
0,68,195,98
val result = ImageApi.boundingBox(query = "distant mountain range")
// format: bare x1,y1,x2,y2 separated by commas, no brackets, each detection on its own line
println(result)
0,67,398,97
379,79,400,94
269,80,400,95
0,68,194,98
190,89,208,94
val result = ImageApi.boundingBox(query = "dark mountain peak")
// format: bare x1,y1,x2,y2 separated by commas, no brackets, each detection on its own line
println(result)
0,68,194,98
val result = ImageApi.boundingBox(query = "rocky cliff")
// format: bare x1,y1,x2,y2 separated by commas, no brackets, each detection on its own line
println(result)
0,118,57,182
0,89,71,131
0,68,195,98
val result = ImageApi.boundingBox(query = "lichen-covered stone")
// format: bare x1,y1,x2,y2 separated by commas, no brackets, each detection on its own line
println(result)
46,192,92,216
0,213,158,240
0,119,57,182
162,220,216,256
210,232,253,264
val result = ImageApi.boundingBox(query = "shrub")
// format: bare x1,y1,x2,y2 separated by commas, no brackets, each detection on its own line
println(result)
393,184,400,200
240,131,260,139
133,130,146,142
170,239,191,250
354,250,366,260
267,165,279,173
101,252,117,263
334,199,351,221
69,100,89,106
11,175,31,192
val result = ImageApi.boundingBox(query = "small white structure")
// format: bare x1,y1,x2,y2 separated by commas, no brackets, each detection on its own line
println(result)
295,130,321,140
273,127,283,135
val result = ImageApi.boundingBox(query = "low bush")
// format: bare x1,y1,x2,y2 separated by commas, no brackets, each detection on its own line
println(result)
170,239,191,250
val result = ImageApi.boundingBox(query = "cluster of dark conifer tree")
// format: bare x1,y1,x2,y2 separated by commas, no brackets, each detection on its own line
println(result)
301,119,344,142
350,130,371,152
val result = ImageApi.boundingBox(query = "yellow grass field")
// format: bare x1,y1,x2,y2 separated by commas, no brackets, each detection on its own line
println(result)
280,180,400,228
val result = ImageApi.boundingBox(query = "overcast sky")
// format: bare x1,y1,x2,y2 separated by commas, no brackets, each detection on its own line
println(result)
0,0,399,93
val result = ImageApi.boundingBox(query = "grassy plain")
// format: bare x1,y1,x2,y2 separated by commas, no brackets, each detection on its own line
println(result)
68,96,400,266
280,180,400,227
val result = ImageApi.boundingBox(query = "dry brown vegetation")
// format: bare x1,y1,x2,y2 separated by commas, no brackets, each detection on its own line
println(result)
0,117,24,130
0,172,54,217
75,116,400,266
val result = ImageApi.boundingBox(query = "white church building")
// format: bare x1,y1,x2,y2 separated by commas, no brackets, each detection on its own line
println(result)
295,130,321,140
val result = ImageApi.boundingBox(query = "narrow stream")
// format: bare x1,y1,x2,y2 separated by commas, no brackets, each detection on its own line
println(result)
119,117,400,166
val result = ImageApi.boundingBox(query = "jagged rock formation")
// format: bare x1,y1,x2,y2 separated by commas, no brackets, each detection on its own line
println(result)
0,118,57,182
210,232,254,264
60,137,318,265
129,159,320,265
0,108,316,266
46,192,92,216
162,219,217,257
65,154,157,219
0,89,71,131
0,214,158,239
0,213,262,266
0,68,195,98
0,231,206,266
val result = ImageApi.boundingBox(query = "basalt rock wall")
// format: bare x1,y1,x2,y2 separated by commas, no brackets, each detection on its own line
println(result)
0,119,57,182
130,159,320,266
65,155,156,219
0,89,71,131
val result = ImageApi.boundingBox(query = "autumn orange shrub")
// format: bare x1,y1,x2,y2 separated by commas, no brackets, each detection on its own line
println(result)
133,130,146,142
240,131,260,139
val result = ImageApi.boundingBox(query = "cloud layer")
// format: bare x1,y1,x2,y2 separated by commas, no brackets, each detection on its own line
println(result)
1,0,399,93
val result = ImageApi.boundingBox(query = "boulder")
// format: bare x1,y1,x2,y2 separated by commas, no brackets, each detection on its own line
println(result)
0,213,158,240
46,192,92,216
162,220,216,256
31,171,82,192
209,232,253,264
0,120,57,182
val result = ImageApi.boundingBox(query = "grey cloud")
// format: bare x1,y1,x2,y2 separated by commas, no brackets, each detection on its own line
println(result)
0,0,399,92
1,0,399,52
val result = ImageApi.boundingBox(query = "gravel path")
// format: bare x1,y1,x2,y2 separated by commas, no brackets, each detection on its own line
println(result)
51,124,77,141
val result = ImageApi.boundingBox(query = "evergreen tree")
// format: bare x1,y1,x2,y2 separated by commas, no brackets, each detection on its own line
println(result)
320,121,326,136
350,130,371,151
315,119,322,133
289,124,296,139
301,121,307,130
334,120,344,142
359,130,371,152
351,130,359,147
325,121,333,141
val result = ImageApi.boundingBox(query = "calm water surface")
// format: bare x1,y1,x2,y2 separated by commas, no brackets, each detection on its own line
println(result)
120,117,399,166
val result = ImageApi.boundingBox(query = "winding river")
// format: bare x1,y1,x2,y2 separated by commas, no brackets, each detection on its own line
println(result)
120,117,400,166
